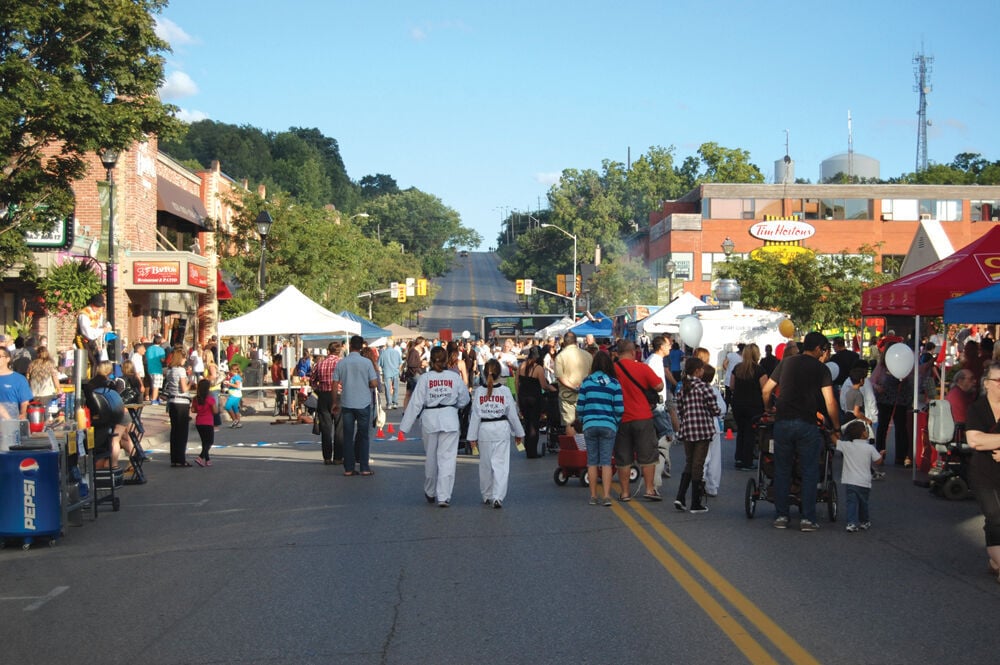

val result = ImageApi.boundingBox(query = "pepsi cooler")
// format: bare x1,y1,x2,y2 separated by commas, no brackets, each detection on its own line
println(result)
0,448,61,542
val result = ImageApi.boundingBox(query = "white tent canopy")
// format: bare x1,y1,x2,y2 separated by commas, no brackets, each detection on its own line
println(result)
533,316,575,339
637,292,706,335
218,285,361,337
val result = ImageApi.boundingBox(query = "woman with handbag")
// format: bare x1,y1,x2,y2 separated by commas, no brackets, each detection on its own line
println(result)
163,349,192,467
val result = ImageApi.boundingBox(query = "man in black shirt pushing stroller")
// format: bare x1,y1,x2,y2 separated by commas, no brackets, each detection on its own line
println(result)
761,331,841,532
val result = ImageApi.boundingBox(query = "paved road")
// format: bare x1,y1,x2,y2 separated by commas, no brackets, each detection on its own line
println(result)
3,254,999,663
420,251,521,338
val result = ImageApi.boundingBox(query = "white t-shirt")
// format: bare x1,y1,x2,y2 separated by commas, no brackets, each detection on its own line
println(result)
838,439,882,488
645,353,668,403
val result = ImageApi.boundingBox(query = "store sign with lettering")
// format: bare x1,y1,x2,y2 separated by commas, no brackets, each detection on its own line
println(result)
188,262,208,288
134,261,180,285
749,220,815,242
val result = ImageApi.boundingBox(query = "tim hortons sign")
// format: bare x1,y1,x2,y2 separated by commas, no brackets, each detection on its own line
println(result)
749,220,815,242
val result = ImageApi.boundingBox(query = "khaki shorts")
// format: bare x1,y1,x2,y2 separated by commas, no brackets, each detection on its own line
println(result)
559,393,578,428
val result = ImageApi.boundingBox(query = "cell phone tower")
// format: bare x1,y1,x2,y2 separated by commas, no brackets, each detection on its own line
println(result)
913,46,934,173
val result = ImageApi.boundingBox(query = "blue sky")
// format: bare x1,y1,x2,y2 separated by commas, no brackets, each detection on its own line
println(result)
156,0,1000,248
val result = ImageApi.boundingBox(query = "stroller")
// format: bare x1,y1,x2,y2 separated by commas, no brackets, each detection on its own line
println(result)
744,413,839,522
926,399,973,500
552,434,639,493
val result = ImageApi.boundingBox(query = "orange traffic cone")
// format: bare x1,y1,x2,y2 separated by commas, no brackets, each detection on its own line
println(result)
376,427,385,438
387,423,396,434
397,430,406,442
725,428,734,440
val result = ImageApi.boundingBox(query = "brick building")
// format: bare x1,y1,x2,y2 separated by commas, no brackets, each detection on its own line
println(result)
2,136,245,359
629,183,1000,304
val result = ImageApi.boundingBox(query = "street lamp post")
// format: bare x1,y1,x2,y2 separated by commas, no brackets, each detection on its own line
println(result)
100,148,119,359
255,210,274,352
541,223,577,319
721,236,735,260
665,259,676,303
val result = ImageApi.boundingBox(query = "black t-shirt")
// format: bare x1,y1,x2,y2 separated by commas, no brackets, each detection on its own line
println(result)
731,363,765,409
832,349,860,386
770,354,833,423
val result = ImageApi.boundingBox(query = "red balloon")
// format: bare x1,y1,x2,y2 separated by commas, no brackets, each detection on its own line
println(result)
775,342,786,360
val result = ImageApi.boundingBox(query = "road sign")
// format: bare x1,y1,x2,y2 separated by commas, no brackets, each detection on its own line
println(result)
523,279,533,296
390,281,399,298
417,278,428,296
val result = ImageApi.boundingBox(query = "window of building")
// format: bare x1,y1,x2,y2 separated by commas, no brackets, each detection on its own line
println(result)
971,200,1000,222
819,198,845,220
754,199,783,219
918,199,961,221
881,199,919,220
880,254,904,279
844,199,871,220
706,199,751,219
791,199,821,220
654,253,693,282
703,252,742,281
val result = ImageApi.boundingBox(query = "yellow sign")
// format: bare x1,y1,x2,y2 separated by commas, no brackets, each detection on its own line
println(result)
750,245,814,263
417,278,428,296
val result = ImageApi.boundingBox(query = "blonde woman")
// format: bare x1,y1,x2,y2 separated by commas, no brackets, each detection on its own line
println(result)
27,346,62,407
163,349,192,467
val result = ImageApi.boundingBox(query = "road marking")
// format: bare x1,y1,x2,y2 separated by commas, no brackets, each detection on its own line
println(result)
23,586,69,611
615,502,822,665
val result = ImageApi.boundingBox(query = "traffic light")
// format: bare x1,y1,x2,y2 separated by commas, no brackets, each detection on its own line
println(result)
575,274,582,295
397,287,407,303
417,278,428,296
557,274,566,295
515,279,524,295
523,279,533,296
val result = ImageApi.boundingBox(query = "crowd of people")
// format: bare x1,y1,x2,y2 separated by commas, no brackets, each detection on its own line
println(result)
7,299,1000,582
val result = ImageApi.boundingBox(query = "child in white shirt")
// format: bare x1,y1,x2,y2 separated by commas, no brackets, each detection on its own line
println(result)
838,420,884,532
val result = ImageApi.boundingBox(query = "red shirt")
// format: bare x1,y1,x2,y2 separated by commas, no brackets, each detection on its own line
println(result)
615,358,662,422
312,355,340,392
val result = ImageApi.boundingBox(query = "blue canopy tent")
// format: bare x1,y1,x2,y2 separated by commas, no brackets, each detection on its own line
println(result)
944,283,1000,323
302,310,390,345
569,312,613,339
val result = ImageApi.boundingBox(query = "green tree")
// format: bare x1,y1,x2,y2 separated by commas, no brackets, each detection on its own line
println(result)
0,0,181,271
363,189,481,277
587,257,657,312
694,142,765,184
716,247,890,330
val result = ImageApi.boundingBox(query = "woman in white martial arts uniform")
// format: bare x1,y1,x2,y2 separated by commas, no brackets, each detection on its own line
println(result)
468,358,525,509
400,346,471,507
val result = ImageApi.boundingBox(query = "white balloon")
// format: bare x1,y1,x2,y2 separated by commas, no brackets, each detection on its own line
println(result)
678,316,703,348
461,330,470,339
825,361,839,382
885,343,915,380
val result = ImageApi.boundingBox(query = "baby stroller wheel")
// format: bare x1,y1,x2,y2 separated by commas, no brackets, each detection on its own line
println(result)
826,480,838,522
553,468,569,486
744,478,757,518
943,476,969,500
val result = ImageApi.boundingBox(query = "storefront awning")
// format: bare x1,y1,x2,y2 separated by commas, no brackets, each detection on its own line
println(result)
217,270,235,300
156,177,208,228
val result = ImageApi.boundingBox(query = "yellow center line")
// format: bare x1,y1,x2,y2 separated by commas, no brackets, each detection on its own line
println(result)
612,504,780,664
624,502,822,665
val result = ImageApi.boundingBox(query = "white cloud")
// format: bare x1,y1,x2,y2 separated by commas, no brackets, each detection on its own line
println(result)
534,172,561,186
155,17,195,47
174,108,210,124
410,26,427,41
159,71,199,100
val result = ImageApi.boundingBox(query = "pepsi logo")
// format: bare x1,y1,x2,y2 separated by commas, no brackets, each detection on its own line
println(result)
19,458,39,475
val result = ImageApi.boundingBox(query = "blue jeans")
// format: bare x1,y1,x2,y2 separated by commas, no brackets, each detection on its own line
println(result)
652,405,673,439
341,405,372,472
845,484,870,525
584,426,616,467
384,374,400,406
773,418,823,523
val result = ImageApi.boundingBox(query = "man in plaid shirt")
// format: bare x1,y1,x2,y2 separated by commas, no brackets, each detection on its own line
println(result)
312,341,344,464
613,339,664,501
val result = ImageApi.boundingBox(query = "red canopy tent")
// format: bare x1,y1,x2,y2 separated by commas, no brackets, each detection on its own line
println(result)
861,225,1000,484
862,225,1000,316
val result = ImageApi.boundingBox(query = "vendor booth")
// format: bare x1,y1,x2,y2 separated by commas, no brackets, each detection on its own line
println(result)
862,225,1000,483
218,285,361,338
944,283,1000,324
569,312,613,339
636,292,705,335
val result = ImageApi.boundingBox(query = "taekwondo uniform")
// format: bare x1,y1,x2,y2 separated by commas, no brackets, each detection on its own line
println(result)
467,383,525,506
400,368,471,506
